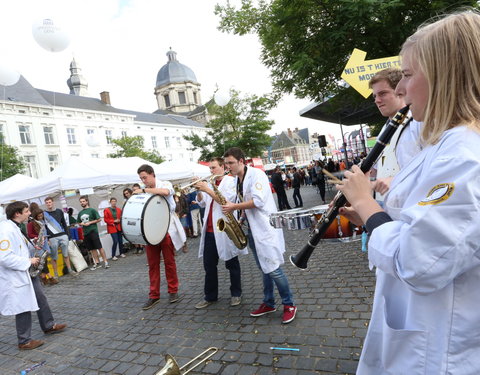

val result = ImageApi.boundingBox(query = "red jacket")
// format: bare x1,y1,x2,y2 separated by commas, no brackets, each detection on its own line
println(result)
103,206,122,233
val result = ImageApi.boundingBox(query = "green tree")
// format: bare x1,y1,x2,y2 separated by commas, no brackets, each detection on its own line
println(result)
108,135,164,164
184,90,274,160
215,0,478,125
0,135,26,181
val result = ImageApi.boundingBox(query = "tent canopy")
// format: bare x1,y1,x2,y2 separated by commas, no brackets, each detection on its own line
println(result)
0,157,210,204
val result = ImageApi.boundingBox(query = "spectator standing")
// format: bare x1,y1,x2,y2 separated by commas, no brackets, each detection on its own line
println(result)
44,197,76,278
103,197,125,261
291,167,303,208
188,190,202,237
270,166,292,211
77,196,109,270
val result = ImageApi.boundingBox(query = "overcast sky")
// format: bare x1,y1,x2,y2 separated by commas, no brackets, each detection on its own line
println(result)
1,0,363,143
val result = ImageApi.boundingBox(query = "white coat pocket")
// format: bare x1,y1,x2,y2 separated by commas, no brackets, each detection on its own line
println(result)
380,297,427,374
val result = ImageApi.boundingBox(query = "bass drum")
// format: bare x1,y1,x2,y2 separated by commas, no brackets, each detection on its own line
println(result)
121,194,170,246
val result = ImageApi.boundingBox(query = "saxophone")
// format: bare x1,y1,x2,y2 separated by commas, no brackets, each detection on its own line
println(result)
211,174,248,249
29,220,49,278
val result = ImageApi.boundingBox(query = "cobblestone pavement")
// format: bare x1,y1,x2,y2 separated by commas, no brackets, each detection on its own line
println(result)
0,184,375,375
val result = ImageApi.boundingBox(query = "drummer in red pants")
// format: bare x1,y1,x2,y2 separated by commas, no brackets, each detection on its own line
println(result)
134,164,182,310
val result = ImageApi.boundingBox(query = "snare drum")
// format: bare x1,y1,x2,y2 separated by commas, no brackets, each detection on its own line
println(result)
121,194,170,245
312,207,363,242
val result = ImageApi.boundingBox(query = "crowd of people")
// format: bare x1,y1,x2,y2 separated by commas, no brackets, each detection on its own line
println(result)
1,9,480,374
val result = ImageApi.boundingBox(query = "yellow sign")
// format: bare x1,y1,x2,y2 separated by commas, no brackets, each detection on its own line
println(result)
341,49,401,98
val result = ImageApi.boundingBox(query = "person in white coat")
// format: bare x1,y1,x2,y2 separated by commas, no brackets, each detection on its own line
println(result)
338,11,480,374
135,164,183,310
222,147,298,324
0,201,66,350
194,157,248,309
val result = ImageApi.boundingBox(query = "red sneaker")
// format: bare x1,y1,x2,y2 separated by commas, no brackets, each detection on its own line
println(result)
250,303,277,317
282,305,297,324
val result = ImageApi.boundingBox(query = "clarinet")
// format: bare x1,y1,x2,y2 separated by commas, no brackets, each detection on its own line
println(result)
290,105,410,269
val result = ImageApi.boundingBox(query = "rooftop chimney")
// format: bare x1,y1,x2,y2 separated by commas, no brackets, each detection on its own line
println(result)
287,128,292,138
100,91,111,105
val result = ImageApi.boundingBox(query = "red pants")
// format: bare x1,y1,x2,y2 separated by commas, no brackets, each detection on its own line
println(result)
145,233,179,299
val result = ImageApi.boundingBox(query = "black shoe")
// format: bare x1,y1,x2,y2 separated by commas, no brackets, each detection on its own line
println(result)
142,298,160,310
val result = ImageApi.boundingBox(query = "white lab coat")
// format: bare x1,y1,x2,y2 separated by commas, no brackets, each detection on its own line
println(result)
0,220,39,316
235,166,285,274
375,117,423,201
358,126,480,374
197,176,248,260
155,178,186,251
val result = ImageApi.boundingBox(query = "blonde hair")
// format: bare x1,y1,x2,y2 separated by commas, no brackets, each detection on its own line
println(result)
401,10,480,145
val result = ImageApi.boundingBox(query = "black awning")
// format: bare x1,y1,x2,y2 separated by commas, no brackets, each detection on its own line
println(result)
299,90,384,126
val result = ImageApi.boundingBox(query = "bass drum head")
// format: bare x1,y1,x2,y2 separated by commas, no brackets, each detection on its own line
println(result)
122,194,170,246
142,195,170,245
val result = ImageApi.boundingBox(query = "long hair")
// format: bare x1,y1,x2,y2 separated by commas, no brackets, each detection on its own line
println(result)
401,10,480,145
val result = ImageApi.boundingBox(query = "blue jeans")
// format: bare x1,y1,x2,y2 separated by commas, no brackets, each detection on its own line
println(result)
110,232,124,257
247,230,294,307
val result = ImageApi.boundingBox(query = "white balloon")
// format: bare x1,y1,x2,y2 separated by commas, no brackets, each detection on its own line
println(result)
0,63,20,86
86,135,100,147
214,89,231,107
32,18,70,53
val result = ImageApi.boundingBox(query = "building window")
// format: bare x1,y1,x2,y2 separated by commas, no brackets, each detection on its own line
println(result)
167,154,173,161
87,129,94,135
43,126,55,144
178,91,186,104
189,153,193,162
66,128,76,144
165,136,170,148
19,125,32,144
176,137,182,147
105,130,112,144
91,154,99,158
48,155,59,171
193,92,198,104
121,131,127,138
179,153,184,159
164,93,170,107
151,136,157,148
24,155,38,178
70,153,80,157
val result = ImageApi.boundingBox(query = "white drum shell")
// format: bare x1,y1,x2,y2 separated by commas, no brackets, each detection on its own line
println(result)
121,194,170,245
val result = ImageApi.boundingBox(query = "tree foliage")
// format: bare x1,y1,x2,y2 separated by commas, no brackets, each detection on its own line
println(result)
184,90,274,160
215,0,478,114
108,135,164,164
0,135,26,181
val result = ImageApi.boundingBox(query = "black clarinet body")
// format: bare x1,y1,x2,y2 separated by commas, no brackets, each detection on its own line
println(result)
290,105,410,269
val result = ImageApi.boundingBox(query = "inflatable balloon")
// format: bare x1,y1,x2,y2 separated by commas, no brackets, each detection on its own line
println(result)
86,135,100,147
214,89,231,107
32,18,70,52
0,63,20,86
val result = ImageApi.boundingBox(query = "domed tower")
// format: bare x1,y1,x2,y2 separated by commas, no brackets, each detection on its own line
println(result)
154,49,206,122
67,58,89,96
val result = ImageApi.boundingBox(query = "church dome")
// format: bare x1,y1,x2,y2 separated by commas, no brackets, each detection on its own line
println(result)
156,49,198,87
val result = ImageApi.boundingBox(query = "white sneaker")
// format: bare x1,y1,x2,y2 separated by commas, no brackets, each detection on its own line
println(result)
120,254,126,258
90,264,99,271
112,256,118,261
104,263,110,269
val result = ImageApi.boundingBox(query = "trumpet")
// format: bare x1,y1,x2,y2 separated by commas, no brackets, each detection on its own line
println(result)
174,172,228,195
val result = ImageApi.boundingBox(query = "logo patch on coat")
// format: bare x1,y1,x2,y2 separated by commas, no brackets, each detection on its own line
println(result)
0,239,10,251
418,183,454,206
255,182,263,191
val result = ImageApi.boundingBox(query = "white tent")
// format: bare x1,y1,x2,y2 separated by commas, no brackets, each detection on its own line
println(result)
0,157,210,204
0,174,37,196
